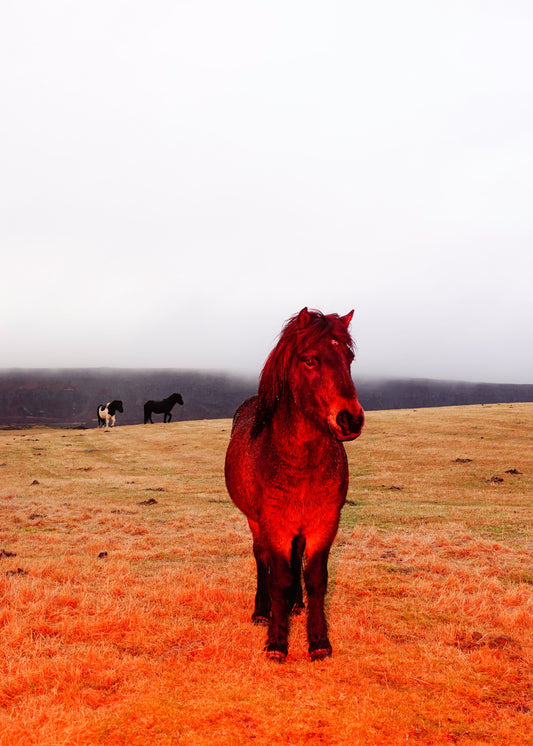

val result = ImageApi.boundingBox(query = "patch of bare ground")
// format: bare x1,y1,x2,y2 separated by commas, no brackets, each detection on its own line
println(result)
0,404,531,745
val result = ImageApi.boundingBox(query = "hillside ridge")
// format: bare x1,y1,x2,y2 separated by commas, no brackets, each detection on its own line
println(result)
0,368,532,427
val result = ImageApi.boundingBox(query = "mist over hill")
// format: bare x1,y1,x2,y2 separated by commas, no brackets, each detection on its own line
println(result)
0,368,532,428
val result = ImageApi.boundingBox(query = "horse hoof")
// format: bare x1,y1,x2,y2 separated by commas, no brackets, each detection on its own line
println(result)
266,649,287,664
310,647,332,661
252,615,270,626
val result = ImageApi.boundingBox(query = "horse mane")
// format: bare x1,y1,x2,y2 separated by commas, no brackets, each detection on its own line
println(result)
107,400,123,415
251,308,354,438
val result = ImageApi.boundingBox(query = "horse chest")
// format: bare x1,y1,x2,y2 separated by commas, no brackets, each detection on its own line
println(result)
257,446,347,512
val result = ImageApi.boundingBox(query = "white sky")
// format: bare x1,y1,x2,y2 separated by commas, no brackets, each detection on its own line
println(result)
1,1,532,383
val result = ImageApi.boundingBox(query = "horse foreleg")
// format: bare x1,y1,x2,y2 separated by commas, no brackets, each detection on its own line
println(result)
165,412,172,423
289,535,305,616
304,546,332,660
266,550,293,662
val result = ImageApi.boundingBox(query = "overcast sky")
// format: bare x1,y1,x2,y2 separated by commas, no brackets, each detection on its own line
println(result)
1,1,532,384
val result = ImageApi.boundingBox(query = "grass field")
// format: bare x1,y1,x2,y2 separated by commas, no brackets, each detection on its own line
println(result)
0,403,532,745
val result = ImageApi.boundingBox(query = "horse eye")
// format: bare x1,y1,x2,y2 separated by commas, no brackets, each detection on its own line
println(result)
304,357,317,368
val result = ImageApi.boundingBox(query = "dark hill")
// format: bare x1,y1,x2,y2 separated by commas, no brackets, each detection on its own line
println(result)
358,377,533,411
0,369,532,428
0,369,254,428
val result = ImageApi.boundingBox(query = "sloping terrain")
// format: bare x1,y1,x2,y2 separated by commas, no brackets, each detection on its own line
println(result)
0,403,531,744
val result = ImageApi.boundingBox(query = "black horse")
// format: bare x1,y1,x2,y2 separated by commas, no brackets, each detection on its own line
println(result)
97,400,123,428
144,393,184,424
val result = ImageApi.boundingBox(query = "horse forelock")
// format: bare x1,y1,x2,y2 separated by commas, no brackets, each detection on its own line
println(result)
252,310,354,437
295,311,354,354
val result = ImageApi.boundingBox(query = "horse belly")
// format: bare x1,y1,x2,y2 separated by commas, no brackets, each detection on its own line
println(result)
224,433,262,521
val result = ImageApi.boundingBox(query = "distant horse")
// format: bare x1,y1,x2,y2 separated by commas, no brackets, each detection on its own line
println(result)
144,393,184,424
97,400,123,428
225,308,364,662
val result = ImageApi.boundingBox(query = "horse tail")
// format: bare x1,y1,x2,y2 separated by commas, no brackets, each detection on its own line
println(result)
144,402,151,424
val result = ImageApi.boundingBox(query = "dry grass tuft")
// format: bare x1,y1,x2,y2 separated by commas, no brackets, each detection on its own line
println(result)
0,404,532,744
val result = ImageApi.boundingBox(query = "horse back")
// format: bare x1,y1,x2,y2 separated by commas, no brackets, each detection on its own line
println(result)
230,396,257,433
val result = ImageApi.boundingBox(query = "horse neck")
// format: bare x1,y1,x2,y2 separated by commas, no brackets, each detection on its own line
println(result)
267,394,334,460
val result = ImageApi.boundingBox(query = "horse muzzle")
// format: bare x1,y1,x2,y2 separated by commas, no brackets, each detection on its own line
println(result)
330,407,365,441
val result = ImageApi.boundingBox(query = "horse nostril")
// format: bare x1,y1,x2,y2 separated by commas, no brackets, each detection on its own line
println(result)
337,409,363,435
337,409,364,436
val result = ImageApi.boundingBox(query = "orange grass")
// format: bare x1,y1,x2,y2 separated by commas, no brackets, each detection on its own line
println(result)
0,404,532,745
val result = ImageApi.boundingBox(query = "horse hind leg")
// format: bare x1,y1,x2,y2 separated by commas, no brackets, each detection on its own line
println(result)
248,520,270,625
252,542,270,626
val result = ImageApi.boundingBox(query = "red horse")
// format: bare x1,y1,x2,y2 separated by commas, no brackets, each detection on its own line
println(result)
225,308,364,661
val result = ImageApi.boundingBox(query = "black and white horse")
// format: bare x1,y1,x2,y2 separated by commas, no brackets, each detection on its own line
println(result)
97,400,123,428
144,393,184,424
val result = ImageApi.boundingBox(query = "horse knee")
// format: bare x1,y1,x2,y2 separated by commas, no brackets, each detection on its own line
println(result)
304,550,329,597
270,553,294,599
252,538,268,566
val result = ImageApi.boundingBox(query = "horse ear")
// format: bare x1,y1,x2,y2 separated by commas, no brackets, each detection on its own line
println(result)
297,307,310,328
341,310,354,328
